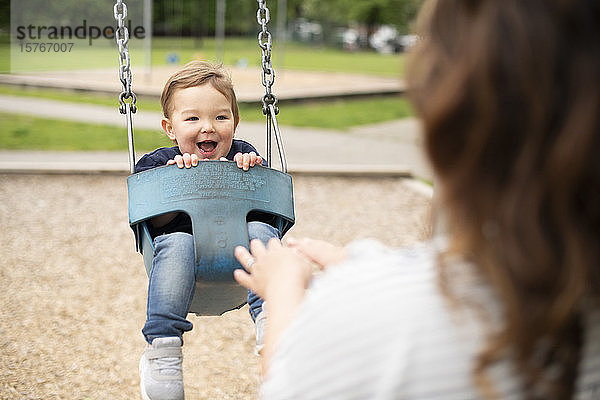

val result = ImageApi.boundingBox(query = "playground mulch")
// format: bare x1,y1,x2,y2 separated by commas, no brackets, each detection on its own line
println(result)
0,173,431,400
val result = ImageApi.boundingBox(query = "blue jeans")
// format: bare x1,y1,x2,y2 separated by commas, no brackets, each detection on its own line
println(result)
142,221,281,344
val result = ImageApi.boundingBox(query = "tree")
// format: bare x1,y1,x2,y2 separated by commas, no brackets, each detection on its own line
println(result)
148,0,422,39
300,0,422,33
153,0,263,37
0,0,9,32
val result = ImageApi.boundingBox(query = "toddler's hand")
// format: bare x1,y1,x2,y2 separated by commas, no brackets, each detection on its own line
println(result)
166,153,200,168
233,152,263,171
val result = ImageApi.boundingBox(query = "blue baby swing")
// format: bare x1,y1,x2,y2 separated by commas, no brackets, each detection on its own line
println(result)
114,0,295,315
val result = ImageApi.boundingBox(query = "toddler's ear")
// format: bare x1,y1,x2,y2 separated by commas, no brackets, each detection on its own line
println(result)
161,118,176,141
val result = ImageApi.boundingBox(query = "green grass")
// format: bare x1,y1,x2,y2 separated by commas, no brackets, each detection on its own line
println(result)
3,36,406,77
0,84,414,131
0,34,414,151
260,97,414,130
0,84,128,109
0,84,162,112
0,112,171,151
150,37,407,77
0,39,9,73
0,94,415,151
9,40,119,73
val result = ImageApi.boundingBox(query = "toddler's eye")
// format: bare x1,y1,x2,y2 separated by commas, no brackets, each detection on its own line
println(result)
216,115,229,120
186,116,199,121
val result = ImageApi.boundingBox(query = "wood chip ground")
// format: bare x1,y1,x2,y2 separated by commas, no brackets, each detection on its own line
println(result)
0,174,431,399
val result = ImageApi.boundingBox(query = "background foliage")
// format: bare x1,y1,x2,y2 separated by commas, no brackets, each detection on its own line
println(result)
150,0,422,37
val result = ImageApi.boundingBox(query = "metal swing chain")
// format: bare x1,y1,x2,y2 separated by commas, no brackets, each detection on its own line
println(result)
114,0,137,173
114,0,137,114
257,0,288,172
257,0,278,115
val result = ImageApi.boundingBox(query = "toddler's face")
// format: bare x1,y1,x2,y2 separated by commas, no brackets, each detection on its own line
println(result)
162,84,235,160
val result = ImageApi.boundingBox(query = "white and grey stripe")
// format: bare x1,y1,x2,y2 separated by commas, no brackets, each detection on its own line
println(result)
261,239,600,400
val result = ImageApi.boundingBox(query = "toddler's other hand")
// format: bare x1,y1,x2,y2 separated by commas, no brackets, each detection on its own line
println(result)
233,152,263,171
166,153,199,168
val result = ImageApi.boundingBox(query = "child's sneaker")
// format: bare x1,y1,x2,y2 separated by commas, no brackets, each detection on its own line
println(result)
139,337,184,400
254,310,267,356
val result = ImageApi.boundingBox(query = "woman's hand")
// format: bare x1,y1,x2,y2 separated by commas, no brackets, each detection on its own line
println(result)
287,237,347,269
234,238,313,373
234,238,313,301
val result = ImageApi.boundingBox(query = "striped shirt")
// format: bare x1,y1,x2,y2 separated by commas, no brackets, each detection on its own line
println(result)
261,239,600,399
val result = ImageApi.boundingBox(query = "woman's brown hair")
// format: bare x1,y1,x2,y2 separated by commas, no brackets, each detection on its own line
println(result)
408,0,600,398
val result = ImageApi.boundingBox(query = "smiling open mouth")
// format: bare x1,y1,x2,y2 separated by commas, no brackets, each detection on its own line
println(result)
197,140,217,155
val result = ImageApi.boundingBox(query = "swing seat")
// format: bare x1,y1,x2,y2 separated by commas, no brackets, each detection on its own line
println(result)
128,161,295,316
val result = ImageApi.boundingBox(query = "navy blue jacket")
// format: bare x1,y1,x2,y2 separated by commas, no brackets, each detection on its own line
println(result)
134,139,264,173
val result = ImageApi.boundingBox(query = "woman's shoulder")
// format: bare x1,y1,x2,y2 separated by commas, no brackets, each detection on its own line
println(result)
294,239,451,349
316,239,442,294
302,239,445,335
262,239,484,399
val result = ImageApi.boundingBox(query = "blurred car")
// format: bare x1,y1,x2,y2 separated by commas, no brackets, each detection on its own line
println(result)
369,25,399,54
291,18,323,42
398,34,418,52
370,26,418,53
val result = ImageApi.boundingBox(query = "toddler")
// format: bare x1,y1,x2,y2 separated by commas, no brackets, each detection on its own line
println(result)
135,61,279,400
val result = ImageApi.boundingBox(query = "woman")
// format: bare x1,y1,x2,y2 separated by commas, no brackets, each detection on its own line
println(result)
235,0,600,398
